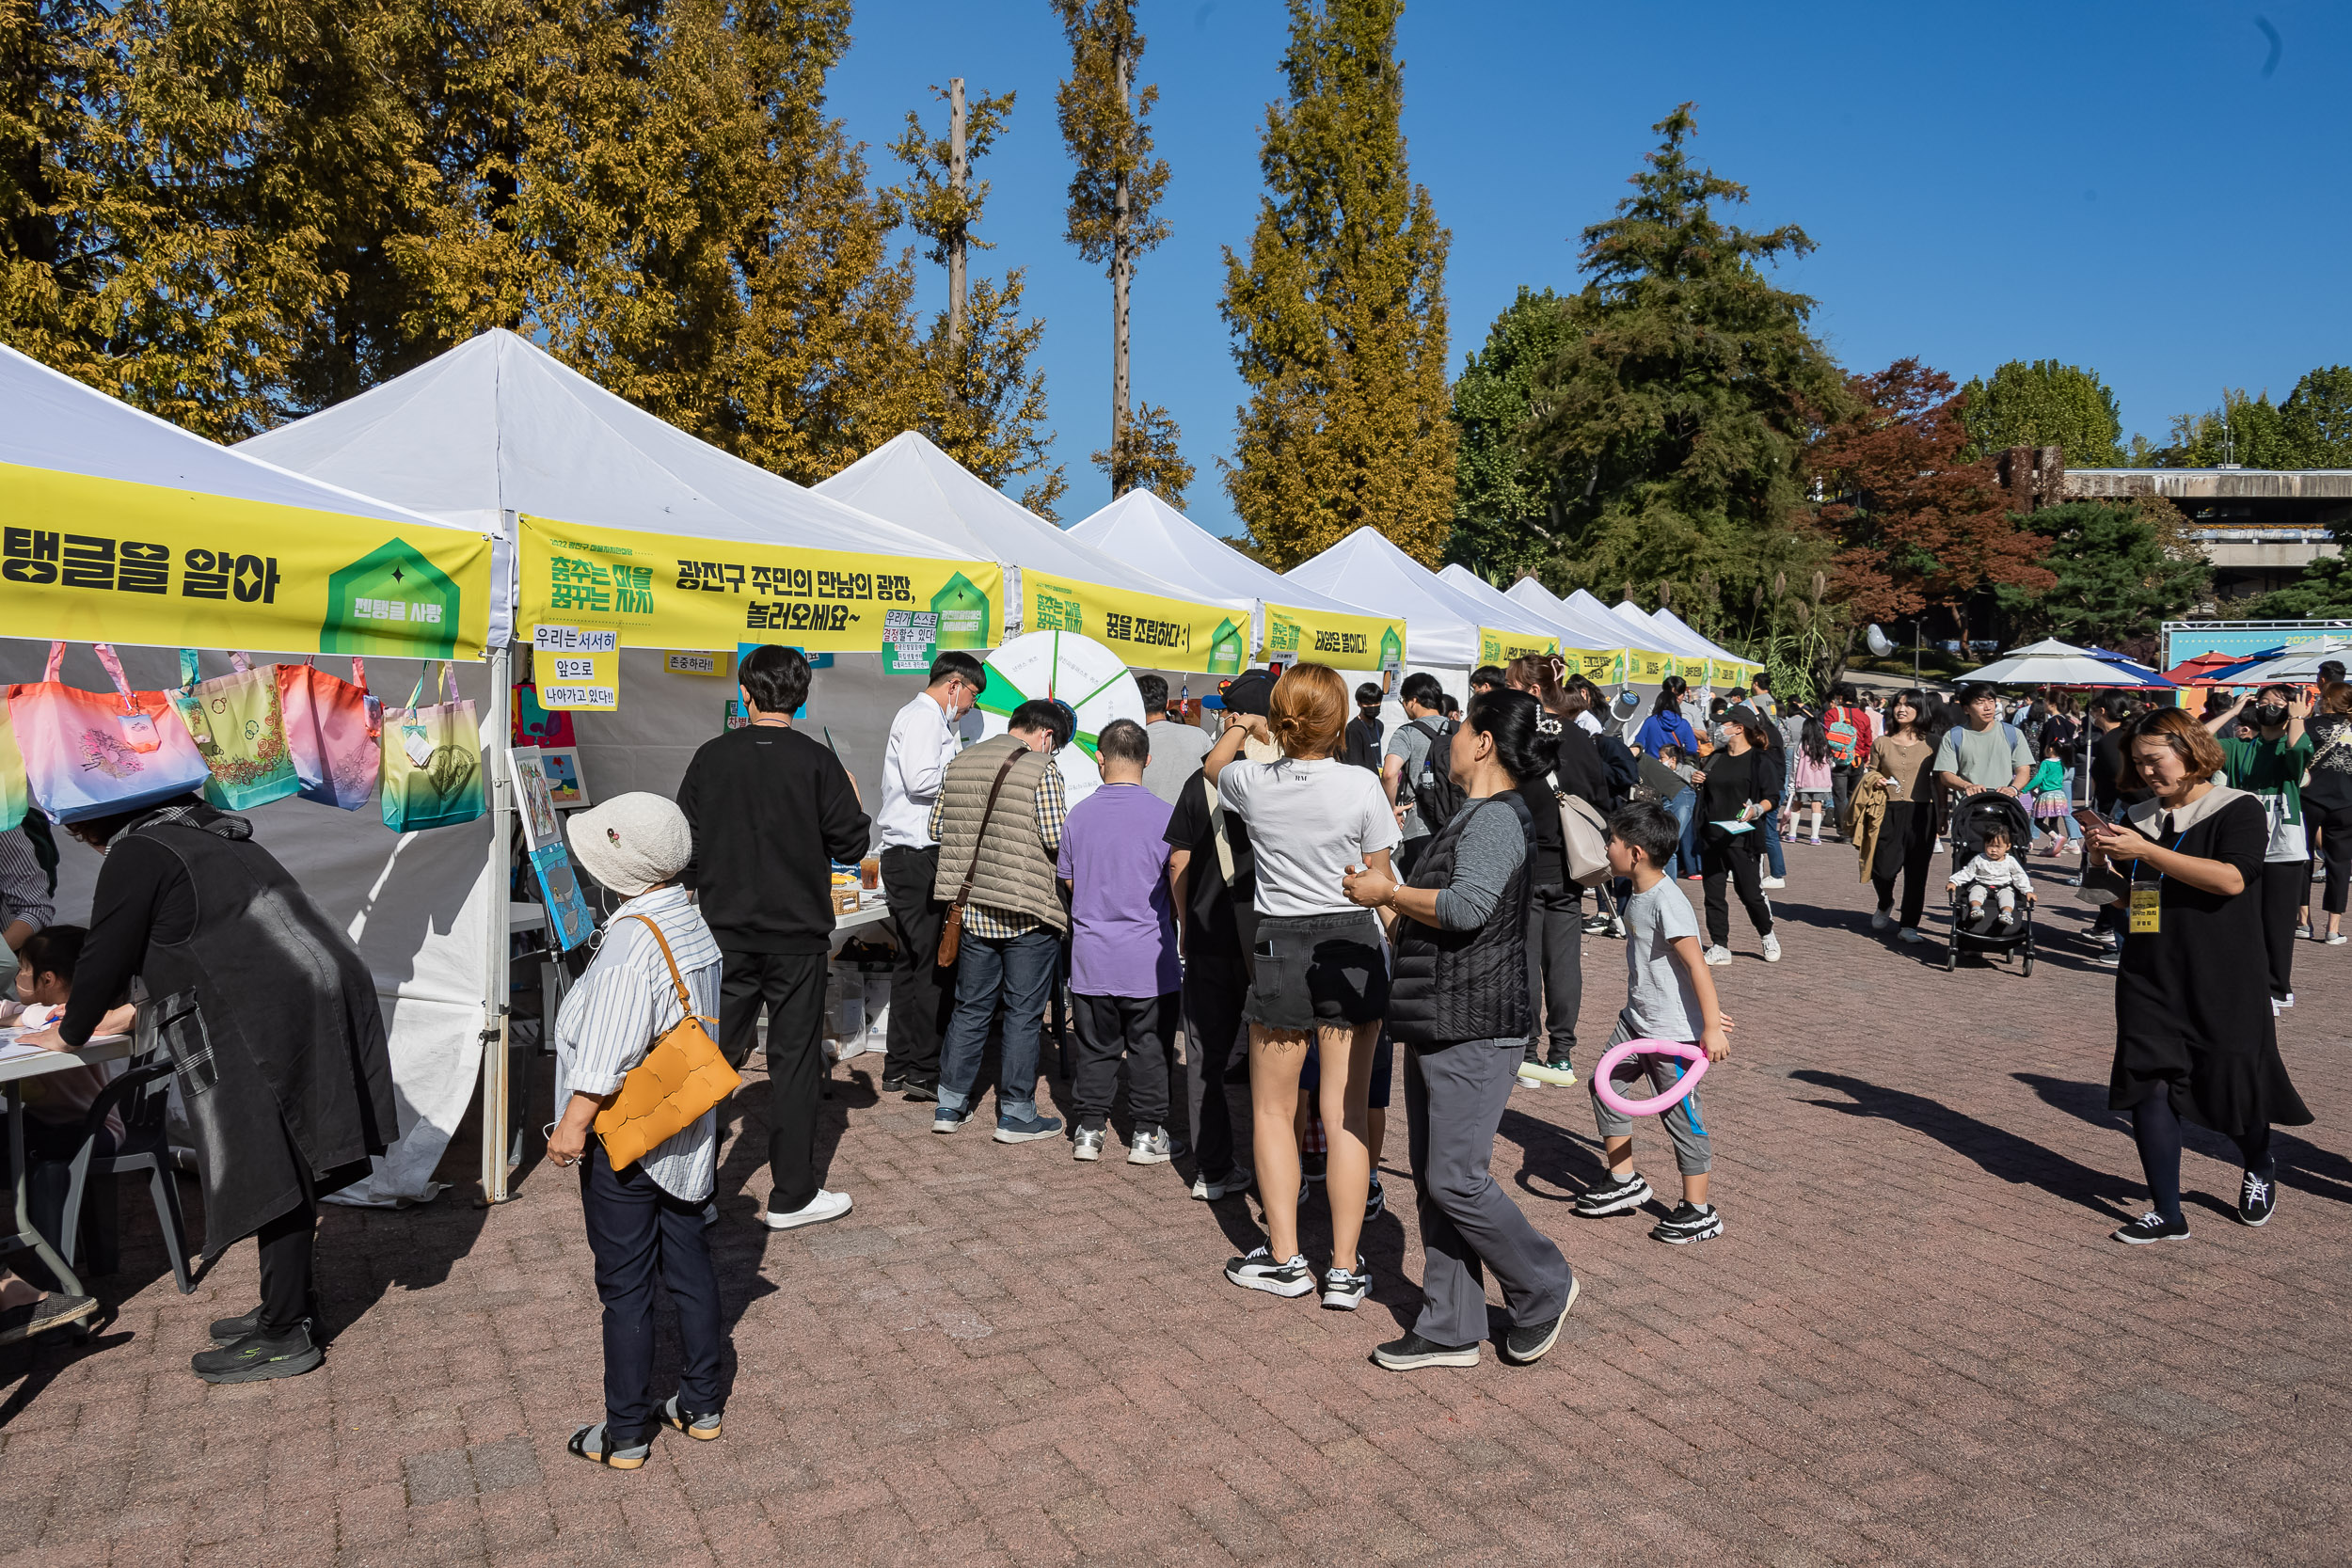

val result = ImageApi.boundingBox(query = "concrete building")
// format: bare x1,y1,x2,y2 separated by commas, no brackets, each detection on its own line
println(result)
2062,467,2349,600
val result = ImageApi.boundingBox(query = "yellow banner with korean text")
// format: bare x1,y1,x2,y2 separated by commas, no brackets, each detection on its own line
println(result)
516,514,1006,657
1263,602,1406,673
0,463,495,657
1628,647,1679,684
1022,570,1247,674
1477,626,1561,666
1565,646,1631,686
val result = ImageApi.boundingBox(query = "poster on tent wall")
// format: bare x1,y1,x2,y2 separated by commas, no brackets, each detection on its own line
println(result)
1565,646,1631,686
1630,649,1679,684
514,512,1005,657
0,465,497,658
1477,626,1562,666
1263,602,1406,673
1023,570,1244,675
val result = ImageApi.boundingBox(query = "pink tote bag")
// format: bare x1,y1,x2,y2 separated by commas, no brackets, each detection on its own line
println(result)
8,642,214,823
277,656,381,811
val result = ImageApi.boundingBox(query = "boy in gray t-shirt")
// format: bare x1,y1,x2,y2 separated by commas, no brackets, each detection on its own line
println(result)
1565,800,1732,1244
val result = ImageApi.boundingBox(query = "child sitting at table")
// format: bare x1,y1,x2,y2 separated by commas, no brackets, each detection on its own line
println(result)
0,925,136,1345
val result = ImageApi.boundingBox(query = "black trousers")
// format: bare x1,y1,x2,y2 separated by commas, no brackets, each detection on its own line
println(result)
1871,800,1937,929
2259,860,2306,1001
718,948,829,1214
1522,882,1581,1064
1071,990,1180,1131
1701,834,1773,946
2307,798,2352,916
880,846,950,1089
256,1200,317,1337
1182,950,1251,1180
579,1143,726,1444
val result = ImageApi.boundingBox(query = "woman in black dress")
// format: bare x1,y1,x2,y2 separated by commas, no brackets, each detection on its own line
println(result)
1692,709,1783,966
2087,708,2312,1243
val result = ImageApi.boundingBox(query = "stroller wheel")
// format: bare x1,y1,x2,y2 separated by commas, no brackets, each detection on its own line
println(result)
2022,953,2035,977
1945,943,1958,972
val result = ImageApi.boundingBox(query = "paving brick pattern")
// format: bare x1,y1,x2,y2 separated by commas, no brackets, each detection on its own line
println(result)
4,845,2347,1566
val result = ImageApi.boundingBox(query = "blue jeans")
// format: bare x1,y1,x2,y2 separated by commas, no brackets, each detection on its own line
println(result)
937,926,1059,1122
1668,788,1699,879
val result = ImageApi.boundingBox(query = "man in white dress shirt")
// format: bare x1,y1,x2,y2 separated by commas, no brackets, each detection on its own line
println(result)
877,651,988,1100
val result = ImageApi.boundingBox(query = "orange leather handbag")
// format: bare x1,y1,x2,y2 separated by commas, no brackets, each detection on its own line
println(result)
592,915,740,1170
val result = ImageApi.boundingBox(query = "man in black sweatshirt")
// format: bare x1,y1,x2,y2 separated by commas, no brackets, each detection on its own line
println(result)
676,644,870,1230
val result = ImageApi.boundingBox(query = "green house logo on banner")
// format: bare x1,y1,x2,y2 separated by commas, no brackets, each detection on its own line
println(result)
321,539,463,657
1206,617,1247,675
930,572,993,650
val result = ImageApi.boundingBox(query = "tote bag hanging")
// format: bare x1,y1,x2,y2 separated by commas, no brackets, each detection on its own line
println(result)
169,650,300,812
8,643,213,823
278,656,381,811
382,662,484,833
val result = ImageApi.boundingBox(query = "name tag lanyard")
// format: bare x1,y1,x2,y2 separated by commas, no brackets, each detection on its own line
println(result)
2127,829,2188,936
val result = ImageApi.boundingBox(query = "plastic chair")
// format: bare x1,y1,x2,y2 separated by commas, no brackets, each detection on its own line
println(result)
56,1057,195,1294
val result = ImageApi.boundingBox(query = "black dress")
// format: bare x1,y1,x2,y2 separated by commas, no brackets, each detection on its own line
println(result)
2109,788,2311,1135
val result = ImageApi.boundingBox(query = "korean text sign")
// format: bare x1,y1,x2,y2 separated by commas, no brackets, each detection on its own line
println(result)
1021,570,1244,674
1262,602,1406,673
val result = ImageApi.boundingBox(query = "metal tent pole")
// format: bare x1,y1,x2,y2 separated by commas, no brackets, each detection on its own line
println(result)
479,641,515,1203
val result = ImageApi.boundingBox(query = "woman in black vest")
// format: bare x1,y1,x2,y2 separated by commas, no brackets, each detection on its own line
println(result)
1343,689,1577,1371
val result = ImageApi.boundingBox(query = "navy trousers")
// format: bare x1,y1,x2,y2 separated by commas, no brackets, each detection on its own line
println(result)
580,1143,727,1442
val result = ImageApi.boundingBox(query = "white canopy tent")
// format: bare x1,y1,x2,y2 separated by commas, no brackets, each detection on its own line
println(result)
1504,576,1657,657
1651,605,1748,669
1284,528,1556,681
1,343,517,1212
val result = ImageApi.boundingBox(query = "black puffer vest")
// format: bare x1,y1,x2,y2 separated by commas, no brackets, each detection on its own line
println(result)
1388,795,1533,1048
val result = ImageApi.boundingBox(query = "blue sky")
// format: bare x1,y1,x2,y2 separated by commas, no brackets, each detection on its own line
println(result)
830,1,2352,537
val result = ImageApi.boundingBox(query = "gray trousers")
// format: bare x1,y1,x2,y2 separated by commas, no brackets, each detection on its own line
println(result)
1404,1037,1575,1347
1588,1016,1713,1175
1523,882,1582,1064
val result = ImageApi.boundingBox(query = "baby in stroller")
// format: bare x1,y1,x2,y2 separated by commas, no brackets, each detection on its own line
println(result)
1948,824,2035,937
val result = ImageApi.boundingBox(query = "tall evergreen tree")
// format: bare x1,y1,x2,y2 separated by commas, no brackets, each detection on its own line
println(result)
1526,104,1842,632
1955,358,2128,467
1993,499,2210,646
1054,0,1185,505
1221,0,1453,567
1448,285,1572,576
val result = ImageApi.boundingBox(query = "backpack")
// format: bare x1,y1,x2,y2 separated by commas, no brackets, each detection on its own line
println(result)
1825,708,1862,767
1408,717,1464,828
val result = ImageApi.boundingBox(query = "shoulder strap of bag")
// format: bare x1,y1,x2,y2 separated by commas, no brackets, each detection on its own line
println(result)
618,912,695,1013
1203,771,1237,885
950,749,1027,911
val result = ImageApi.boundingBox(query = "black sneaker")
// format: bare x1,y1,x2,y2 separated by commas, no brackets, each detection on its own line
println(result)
1372,1332,1480,1370
209,1296,320,1346
1648,1202,1724,1244
1581,912,1613,935
2112,1211,2191,1244
1224,1246,1314,1298
899,1082,940,1103
1320,1255,1370,1311
1301,1152,1327,1184
1573,1170,1653,1218
192,1325,324,1384
1502,1276,1579,1365
879,1073,908,1093
2237,1169,2277,1227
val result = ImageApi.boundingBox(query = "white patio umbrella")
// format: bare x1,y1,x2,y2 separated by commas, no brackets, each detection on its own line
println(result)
1963,639,2176,689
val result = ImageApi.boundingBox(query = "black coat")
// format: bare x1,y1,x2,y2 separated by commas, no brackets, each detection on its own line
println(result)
65,805,395,1250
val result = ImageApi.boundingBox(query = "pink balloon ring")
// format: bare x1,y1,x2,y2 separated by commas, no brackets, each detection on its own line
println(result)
1591,1037,1709,1119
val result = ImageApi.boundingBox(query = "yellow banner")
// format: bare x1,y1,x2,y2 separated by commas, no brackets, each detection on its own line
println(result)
0,463,495,658
1023,570,1246,674
1710,658,1742,686
1478,626,1561,666
517,514,1005,656
1263,602,1406,672
1628,648,1677,685
532,623,619,709
1566,646,1630,686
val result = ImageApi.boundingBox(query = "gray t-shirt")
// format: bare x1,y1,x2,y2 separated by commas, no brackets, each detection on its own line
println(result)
1933,721,2032,791
1431,798,1528,929
1140,716,1216,805
1383,718,1439,839
1620,877,1705,1043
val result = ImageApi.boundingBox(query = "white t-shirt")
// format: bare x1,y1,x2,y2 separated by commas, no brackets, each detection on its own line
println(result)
1217,756,1401,919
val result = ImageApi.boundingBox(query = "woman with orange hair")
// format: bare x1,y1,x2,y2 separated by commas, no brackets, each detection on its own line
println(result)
2086,707,2311,1244
1204,663,1399,1308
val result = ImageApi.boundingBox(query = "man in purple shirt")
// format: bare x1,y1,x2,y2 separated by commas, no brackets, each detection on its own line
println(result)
1057,718,1184,1165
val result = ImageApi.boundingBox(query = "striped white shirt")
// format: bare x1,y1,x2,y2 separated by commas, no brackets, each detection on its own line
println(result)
553,885,723,1201
0,826,55,935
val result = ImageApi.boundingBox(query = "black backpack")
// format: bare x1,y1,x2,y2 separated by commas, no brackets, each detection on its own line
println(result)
1408,717,1465,827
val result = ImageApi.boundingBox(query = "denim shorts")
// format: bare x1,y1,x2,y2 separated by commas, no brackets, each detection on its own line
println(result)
1246,910,1390,1031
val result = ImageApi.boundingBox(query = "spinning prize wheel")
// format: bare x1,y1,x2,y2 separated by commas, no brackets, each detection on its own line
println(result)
975,630,1147,808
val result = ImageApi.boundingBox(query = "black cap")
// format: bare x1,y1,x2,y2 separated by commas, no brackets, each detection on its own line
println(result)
1220,669,1276,717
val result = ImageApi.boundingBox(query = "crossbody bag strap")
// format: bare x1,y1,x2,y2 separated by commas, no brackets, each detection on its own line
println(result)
951,751,1026,911
1203,772,1236,885
618,912,695,1012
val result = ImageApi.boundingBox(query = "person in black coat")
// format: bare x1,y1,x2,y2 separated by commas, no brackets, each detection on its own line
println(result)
1692,710,1784,963
27,794,395,1383
1504,659,1614,1079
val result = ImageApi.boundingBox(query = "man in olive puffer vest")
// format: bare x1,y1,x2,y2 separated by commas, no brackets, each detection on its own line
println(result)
929,699,1072,1144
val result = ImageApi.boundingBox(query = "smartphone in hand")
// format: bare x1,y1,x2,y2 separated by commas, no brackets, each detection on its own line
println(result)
2072,805,2110,833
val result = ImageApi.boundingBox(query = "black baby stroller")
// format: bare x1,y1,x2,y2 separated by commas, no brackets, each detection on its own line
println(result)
1944,790,2038,975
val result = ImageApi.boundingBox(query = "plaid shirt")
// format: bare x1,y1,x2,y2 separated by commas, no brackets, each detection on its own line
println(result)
929,752,1067,940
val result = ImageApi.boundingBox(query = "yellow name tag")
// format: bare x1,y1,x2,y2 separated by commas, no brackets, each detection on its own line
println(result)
2129,881,2161,935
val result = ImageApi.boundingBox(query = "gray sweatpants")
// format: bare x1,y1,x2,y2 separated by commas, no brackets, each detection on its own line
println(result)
1588,1014,1713,1175
1405,1037,1575,1347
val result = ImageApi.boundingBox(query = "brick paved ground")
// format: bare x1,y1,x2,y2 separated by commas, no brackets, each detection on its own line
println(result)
4,844,2348,1567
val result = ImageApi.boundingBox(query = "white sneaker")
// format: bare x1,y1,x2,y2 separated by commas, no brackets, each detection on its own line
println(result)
760,1188,851,1230
1189,1166,1254,1201
1899,927,1925,943
1515,1070,1544,1088
1870,909,1891,931
1703,944,1733,967
1760,933,1782,963
1760,876,1787,890
1073,1127,1106,1162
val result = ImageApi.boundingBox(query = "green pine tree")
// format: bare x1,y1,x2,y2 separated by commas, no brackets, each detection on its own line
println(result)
1993,499,2211,645
1448,285,1574,576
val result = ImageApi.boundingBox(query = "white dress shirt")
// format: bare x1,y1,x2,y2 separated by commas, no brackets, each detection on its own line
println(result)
879,689,961,850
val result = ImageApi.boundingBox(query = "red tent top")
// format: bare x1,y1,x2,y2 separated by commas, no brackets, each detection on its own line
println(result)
2162,650,2263,686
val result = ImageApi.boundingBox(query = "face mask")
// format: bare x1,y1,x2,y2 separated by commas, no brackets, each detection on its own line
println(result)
2255,705,2287,726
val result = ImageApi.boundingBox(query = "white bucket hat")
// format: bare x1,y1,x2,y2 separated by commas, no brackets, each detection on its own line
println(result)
565,791,692,898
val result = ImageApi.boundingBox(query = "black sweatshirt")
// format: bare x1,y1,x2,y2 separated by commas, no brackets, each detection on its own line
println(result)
60,833,194,1046
675,723,872,955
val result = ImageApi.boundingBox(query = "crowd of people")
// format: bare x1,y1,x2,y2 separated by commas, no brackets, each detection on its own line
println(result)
0,640,2341,1474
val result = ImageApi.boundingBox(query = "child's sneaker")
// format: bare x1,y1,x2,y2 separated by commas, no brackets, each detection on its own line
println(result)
1573,1170,1653,1217
1224,1246,1313,1297
1320,1256,1370,1311
1648,1202,1723,1244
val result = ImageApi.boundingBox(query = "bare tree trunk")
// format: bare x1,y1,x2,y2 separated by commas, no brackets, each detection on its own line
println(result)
1109,40,1132,495
947,77,968,358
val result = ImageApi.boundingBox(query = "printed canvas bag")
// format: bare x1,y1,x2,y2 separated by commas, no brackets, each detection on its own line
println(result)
0,697,24,832
8,642,214,823
381,663,484,832
278,656,381,810
170,650,300,811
